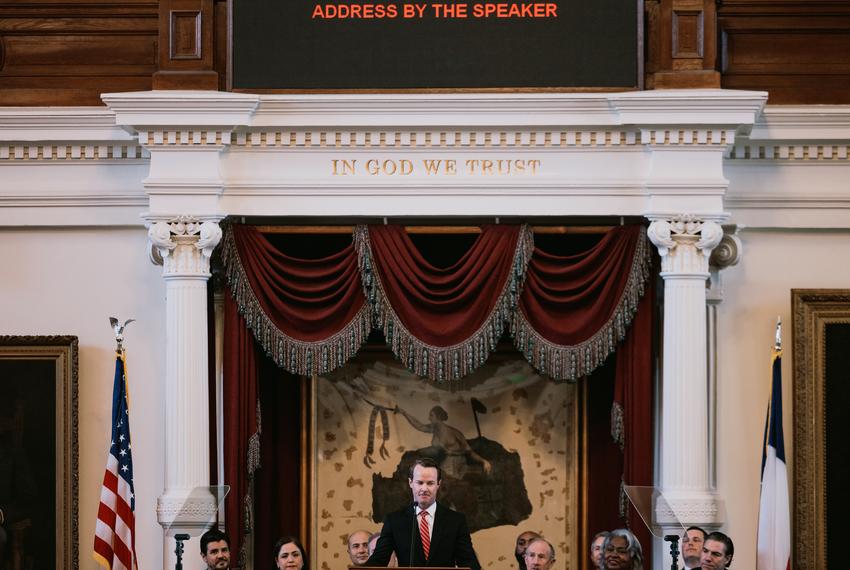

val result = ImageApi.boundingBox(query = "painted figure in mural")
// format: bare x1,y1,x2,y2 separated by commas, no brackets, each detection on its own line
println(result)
524,538,556,570
366,458,481,569
515,530,541,570
347,530,371,566
590,531,609,569
600,528,643,570
274,535,307,570
395,405,492,478
200,528,232,570
681,526,706,570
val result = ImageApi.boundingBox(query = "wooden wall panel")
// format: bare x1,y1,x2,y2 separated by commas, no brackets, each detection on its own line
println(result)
718,1,850,103
645,0,721,89
0,0,158,106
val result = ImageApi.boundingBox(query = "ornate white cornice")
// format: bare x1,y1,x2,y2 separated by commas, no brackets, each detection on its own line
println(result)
102,90,260,129
0,107,131,141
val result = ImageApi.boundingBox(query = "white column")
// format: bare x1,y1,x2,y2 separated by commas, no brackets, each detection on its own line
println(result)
148,216,222,569
648,214,723,531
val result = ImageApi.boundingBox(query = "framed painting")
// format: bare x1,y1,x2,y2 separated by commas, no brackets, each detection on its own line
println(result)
308,352,579,569
792,289,850,570
0,335,78,569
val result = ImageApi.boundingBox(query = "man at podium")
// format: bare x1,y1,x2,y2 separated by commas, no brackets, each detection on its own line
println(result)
365,458,481,569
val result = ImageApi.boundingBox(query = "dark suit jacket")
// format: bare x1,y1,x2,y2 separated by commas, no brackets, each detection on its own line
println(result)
366,502,481,569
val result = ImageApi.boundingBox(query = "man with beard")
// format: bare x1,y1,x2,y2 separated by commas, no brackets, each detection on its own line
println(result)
515,530,541,570
699,532,733,569
347,529,371,566
681,527,706,570
524,538,555,570
366,458,481,569
200,528,231,570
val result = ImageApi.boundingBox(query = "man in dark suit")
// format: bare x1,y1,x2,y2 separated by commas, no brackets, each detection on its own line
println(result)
366,458,481,569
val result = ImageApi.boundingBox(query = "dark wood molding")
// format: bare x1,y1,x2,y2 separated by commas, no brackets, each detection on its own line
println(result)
151,0,219,90
0,0,158,106
718,1,850,103
646,0,721,89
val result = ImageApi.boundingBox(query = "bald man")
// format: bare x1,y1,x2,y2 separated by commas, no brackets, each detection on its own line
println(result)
348,530,372,566
524,538,555,570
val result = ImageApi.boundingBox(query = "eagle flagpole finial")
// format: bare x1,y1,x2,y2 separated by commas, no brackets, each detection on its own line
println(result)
109,317,136,353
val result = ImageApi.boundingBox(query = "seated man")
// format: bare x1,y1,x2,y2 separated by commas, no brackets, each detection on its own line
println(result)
515,531,541,570
200,528,231,570
699,532,734,569
681,526,706,570
347,530,371,566
524,538,556,570
589,532,608,569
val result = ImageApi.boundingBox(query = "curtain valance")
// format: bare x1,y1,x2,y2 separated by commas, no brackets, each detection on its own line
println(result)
221,222,650,382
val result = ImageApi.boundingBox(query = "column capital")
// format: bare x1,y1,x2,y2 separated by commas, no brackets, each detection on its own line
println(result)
707,225,743,304
147,215,222,277
648,214,723,275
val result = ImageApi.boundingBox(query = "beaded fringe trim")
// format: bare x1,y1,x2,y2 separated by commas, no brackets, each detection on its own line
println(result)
355,224,534,383
511,227,652,382
611,400,625,450
220,224,372,377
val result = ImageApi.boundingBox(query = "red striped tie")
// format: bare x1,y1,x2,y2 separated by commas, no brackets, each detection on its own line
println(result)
419,510,430,560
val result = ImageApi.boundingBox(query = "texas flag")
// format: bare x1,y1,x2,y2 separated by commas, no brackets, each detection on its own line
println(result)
756,349,791,570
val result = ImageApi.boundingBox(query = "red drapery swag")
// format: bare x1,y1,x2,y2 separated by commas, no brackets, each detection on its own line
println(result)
221,222,653,561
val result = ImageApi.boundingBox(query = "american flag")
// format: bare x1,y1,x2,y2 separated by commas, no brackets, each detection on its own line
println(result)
93,354,138,570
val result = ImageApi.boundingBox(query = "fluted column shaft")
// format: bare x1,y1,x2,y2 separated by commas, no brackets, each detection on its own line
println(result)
148,217,222,568
648,215,722,528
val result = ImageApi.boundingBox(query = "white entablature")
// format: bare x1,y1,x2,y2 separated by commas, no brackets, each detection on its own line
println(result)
92,89,766,222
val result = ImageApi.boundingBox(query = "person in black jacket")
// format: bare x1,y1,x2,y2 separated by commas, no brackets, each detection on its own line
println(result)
366,458,481,569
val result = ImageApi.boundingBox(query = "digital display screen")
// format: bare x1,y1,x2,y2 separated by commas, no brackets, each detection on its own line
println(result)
232,0,639,90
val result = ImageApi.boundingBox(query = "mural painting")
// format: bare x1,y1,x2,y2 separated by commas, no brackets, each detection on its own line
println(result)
312,357,578,569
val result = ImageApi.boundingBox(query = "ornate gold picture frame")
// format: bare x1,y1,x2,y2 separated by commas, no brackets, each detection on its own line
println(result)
791,289,850,570
0,335,79,569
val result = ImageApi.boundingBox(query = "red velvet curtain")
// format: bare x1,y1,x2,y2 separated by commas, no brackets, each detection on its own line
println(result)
513,225,651,381
221,224,370,376
615,275,655,565
220,222,654,564
360,224,532,381
223,291,260,569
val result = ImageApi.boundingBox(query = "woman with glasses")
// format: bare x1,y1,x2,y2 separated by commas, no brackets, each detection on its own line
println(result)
600,528,643,570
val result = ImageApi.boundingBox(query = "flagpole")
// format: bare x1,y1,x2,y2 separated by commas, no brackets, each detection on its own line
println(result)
774,316,782,352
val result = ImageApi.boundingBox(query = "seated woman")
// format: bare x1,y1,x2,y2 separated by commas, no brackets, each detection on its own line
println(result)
601,528,643,570
274,535,307,570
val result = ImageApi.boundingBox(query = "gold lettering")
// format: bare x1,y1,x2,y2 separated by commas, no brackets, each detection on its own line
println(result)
332,159,357,175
